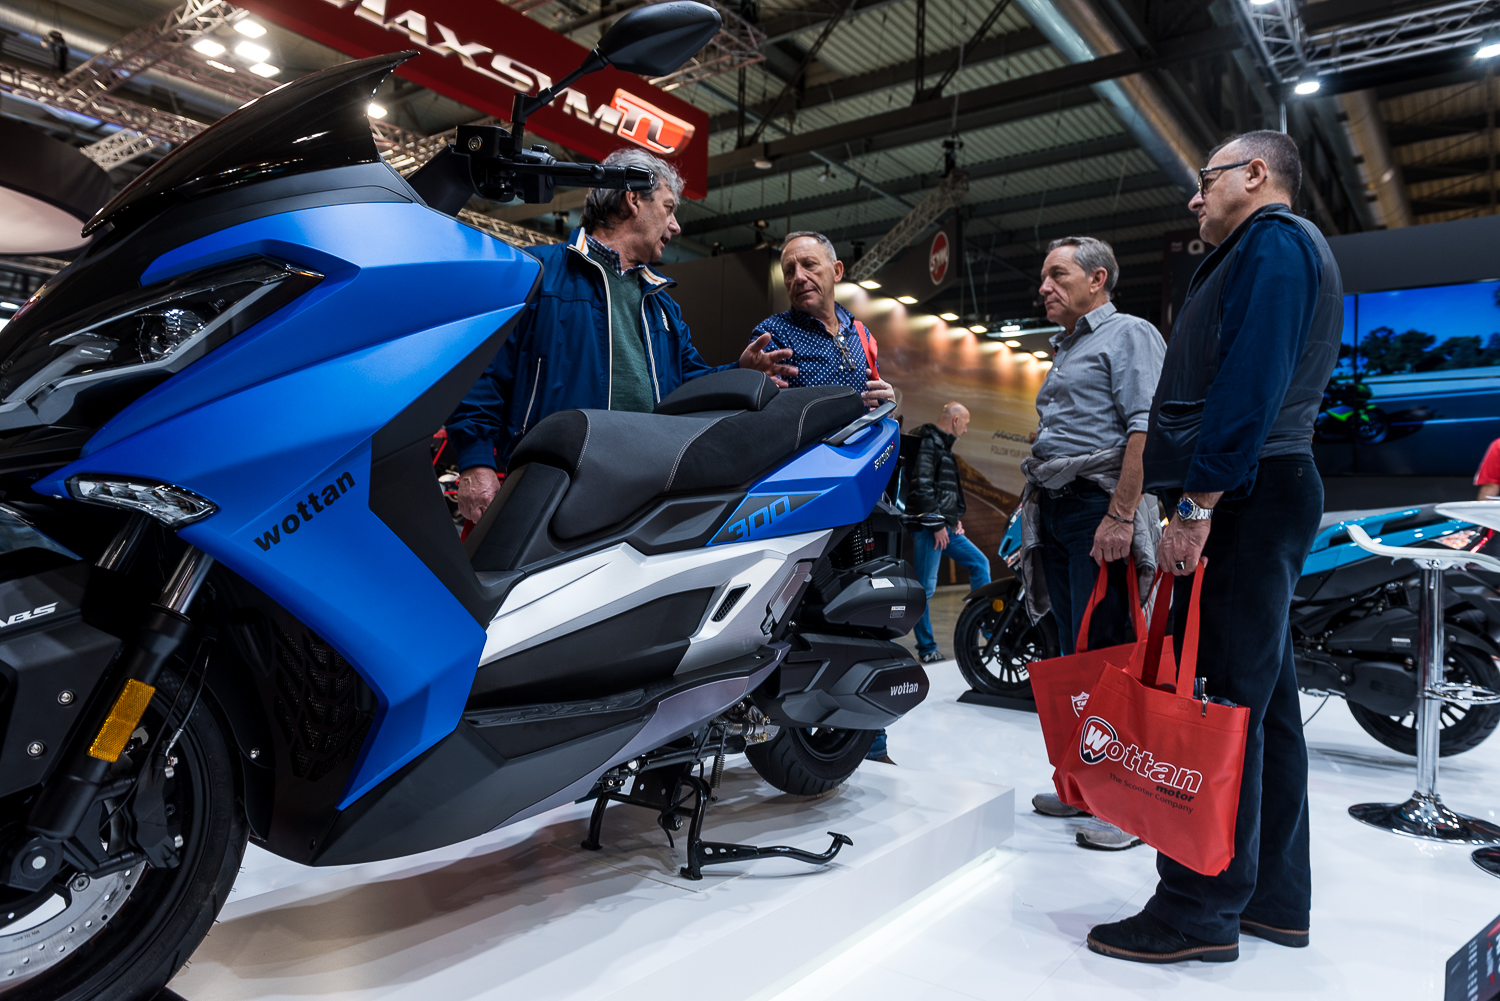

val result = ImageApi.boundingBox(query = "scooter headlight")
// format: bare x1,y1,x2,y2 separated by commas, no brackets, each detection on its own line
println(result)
0,257,321,422
66,476,217,526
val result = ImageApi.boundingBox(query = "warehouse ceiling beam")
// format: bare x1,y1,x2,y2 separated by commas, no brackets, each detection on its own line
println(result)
57,0,244,102
705,28,1048,132
709,23,1239,178
757,0,907,46
742,0,859,147
917,0,1012,102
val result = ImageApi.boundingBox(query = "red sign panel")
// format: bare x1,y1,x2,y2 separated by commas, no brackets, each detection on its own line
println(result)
236,0,710,198
928,230,949,285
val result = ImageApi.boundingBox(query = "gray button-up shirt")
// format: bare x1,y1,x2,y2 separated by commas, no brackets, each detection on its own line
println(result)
1032,301,1166,460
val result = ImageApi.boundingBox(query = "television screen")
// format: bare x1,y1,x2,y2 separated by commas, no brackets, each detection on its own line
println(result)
1314,278,1500,477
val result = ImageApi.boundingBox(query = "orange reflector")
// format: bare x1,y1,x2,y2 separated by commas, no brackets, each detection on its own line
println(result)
88,679,156,762
990,598,1006,612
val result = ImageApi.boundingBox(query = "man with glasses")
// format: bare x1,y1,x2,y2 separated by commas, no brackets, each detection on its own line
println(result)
1085,131,1343,964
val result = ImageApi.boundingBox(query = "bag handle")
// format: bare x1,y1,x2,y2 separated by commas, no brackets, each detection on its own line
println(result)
1125,559,1207,695
853,320,879,379
1074,556,1146,653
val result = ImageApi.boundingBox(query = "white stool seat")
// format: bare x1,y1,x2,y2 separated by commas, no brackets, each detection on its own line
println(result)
1345,524,1500,573
1436,501,1500,533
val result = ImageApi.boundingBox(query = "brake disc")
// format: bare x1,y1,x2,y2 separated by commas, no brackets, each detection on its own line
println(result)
0,866,141,989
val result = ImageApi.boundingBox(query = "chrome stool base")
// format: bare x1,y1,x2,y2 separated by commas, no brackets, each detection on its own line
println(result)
1350,793,1500,844
1473,847,1500,877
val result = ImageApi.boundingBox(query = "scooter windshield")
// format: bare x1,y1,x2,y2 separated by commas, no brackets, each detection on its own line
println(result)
84,50,417,239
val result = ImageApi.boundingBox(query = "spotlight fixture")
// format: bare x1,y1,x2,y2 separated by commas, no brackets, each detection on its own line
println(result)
858,279,881,290
1032,350,1049,359
206,58,236,73
367,103,388,119
896,295,918,305
234,19,267,37
192,38,226,57
969,324,987,334
1480,42,1500,59
248,62,280,78
753,158,773,170
999,323,1021,332
1004,339,1021,348
0,302,18,311
1250,0,1274,5
1293,79,1320,95
939,312,959,321
235,41,270,62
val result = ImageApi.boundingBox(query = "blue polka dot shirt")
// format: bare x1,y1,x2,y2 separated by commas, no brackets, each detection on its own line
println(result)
752,304,876,393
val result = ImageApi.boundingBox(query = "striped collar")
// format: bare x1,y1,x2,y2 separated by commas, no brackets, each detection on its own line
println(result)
570,228,673,287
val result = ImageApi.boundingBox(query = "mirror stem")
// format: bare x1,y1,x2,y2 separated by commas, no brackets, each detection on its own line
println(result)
510,50,608,147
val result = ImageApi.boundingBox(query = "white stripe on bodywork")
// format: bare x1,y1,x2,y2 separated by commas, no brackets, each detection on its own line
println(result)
480,529,831,666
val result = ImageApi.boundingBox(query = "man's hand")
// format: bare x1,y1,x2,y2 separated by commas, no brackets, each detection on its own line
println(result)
862,377,895,409
955,520,965,536
1090,511,1133,566
1159,516,1211,575
933,526,950,550
739,333,799,388
457,466,500,524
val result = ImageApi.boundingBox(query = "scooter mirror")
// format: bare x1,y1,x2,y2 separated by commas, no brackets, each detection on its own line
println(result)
595,1,722,77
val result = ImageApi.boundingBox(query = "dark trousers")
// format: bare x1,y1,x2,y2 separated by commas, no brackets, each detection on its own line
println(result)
1145,455,1321,944
1037,486,1131,656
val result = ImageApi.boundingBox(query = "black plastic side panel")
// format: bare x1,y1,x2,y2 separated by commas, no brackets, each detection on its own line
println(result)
369,295,538,625
754,632,929,730
314,716,644,865
0,561,122,799
466,462,571,572
468,588,716,708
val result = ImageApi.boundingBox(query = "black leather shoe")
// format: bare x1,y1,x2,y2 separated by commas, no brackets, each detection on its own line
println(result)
1087,910,1238,964
1240,918,1308,948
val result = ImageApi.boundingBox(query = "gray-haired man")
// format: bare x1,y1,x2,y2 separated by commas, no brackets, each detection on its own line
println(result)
449,149,796,521
1020,236,1165,844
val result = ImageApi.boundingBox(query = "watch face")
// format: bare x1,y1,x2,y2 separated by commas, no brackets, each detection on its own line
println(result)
1177,498,1194,519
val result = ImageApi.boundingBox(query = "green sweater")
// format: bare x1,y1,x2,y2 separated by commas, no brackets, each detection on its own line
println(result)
603,267,655,412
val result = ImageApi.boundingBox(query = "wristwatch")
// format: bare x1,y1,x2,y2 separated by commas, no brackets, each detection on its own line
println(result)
1177,496,1214,521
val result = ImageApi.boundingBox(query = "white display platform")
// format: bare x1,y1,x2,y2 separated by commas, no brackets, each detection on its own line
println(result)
170,760,1013,1001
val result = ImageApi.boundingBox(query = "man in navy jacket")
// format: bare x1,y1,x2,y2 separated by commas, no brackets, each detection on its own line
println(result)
448,149,794,522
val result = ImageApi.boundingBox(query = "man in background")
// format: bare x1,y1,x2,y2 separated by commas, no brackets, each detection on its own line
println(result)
908,403,991,664
1475,437,1500,498
449,149,794,523
1017,235,1165,850
1088,130,1342,965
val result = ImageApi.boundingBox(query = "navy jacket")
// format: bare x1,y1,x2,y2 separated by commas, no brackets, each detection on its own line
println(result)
447,228,733,470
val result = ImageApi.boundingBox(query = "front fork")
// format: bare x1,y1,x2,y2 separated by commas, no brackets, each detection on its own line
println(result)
3,520,214,891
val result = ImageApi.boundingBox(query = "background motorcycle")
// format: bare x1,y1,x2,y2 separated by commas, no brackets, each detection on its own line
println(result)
0,8,928,999
954,504,1500,757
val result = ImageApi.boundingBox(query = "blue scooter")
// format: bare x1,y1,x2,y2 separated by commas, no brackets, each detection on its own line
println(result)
955,504,1500,757
0,8,929,998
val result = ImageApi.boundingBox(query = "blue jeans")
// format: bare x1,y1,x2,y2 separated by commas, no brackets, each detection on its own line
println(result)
911,528,991,655
1036,486,1131,656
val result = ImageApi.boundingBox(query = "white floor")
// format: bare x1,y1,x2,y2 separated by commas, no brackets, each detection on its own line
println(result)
173,659,1500,1001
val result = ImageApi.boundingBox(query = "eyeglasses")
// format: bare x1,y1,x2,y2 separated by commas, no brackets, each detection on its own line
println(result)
1197,159,1254,196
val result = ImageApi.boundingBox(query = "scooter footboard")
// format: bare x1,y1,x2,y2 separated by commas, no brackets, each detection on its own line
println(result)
753,633,928,731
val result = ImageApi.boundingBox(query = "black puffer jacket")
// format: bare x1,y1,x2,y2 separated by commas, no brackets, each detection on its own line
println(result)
907,423,965,530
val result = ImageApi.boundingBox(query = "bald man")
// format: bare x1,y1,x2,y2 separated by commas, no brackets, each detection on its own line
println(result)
907,402,990,662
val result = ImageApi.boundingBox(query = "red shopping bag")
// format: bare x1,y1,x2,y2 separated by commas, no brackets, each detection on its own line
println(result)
1054,563,1251,877
1030,559,1172,767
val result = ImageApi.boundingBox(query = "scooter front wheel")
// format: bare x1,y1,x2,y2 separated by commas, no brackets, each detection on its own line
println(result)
954,580,1058,699
1,671,248,1001
745,726,878,797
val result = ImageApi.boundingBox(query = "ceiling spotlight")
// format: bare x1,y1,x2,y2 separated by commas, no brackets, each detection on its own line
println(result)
896,295,918,305
753,158,773,170
939,312,959,321
1250,0,1275,5
0,302,18,311
206,58,236,73
192,38,225,57
235,41,271,62
367,103,388,119
248,62,279,78
1000,323,1021,332
1293,79,1320,95
1032,350,1049,359
858,279,881,290
234,20,267,37
1479,42,1500,59
969,324,987,334
1004,339,1021,347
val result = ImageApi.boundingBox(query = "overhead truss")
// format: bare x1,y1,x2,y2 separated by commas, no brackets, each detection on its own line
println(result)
650,0,765,90
847,170,968,283
1239,0,1500,83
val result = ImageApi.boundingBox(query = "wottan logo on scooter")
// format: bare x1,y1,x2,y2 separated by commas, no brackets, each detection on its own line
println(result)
1077,715,1202,794
253,471,356,552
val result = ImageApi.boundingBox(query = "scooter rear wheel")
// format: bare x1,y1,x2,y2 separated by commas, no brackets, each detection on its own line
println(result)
1346,641,1500,757
0,672,248,1001
745,726,878,796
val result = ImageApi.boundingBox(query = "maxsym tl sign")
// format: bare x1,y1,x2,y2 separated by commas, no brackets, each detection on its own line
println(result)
237,0,711,198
